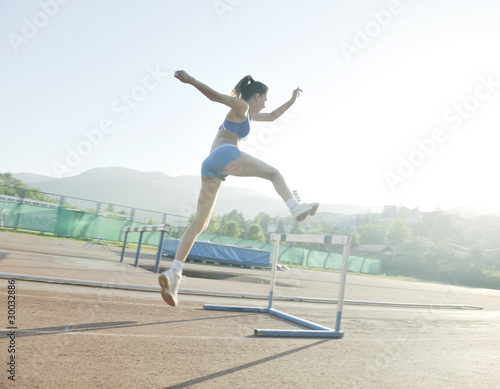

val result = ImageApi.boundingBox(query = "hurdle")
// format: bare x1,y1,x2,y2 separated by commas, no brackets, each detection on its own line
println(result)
120,224,171,273
204,233,351,338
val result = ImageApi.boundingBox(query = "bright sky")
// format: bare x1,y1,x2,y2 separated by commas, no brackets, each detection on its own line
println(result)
2,0,500,212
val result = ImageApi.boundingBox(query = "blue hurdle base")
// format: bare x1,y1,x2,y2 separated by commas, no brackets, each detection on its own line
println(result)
203,304,344,338
254,329,343,338
204,305,267,313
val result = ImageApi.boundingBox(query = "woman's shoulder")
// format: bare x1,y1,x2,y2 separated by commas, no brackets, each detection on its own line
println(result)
224,105,249,122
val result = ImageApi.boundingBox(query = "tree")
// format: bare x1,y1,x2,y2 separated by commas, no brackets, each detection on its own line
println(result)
255,212,271,232
206,215,222,234
0,172,55,202
381,204,398,219
358,223,386,244
398,241,426,278
385,219,412,244
221,220,242,238
319,215,337,234
0,172,20,187
463,247,488,285
246,223,266,242
222,210,245,230
466,246,487,271
349,231,360,246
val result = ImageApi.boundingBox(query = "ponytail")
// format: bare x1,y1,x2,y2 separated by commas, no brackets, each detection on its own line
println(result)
231,75,268,101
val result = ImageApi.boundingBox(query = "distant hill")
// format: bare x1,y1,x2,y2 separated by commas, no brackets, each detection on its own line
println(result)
447,206,500,218
13,168,499,218
13,168,282,218
13,167,384,219
13,172,54,185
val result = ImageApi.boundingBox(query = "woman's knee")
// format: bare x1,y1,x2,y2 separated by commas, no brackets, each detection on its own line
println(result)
268,168,283,182
191,215,210,233
197,178,222,212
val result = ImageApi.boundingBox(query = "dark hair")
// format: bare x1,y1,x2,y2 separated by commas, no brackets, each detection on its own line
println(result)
231,75,268,101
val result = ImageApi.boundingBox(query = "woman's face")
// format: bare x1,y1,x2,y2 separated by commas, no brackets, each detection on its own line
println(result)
255,93,267,111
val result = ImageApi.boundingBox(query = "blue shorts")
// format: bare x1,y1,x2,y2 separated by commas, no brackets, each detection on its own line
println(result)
201,144,242,180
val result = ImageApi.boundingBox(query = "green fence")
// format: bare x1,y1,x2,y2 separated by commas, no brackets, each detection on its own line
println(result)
0,201,381,275
197,233,381,275
0,202,170,245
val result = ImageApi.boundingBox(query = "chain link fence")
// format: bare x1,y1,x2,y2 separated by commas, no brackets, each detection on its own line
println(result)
0,185,189,244
0,185,381,274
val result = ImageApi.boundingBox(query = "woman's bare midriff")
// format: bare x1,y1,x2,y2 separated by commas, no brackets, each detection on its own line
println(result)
210,129,241,152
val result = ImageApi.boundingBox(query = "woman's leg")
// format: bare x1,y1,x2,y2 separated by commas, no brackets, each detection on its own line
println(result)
159,177,222,306
175,177,223,262
223,153,293,202
223,152,319,221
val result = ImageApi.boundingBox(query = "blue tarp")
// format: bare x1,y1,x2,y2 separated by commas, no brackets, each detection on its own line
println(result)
162,239,271,267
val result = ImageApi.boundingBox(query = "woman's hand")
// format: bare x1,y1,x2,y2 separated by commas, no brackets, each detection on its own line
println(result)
291,87,303,102
174,70,194,84
173,71,247,112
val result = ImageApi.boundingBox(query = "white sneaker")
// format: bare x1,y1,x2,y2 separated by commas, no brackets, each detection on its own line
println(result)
291,202,319,222
158,269,183,307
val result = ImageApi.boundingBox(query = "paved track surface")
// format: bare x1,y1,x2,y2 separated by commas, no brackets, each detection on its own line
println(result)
1,233,499,388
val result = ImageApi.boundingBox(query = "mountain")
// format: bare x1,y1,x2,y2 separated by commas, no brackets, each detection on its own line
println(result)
12,167,385,219
13,167,286,218
17,168,498,219
13,172,54,185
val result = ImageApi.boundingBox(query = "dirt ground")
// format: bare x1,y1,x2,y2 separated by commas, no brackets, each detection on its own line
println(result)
1,232,499,388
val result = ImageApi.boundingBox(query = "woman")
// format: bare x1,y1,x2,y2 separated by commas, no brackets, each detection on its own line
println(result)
159,70,319,306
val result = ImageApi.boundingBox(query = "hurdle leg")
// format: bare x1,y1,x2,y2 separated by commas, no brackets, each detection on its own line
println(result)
120,231,128,262
154,230,166,273
335,237,351,332
204,305,268,313
134,232,144,267
263,308,333,331
267,239,281,309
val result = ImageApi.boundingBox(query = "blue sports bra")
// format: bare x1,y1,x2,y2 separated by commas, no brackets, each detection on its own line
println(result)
219,114,251,140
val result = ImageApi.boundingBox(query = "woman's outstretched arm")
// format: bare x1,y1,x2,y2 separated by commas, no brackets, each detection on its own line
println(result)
174,70,248,114
253,87,302,122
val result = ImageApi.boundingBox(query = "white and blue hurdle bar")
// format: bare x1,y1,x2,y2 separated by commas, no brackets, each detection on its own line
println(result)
120,224,171,274
205,233,352,338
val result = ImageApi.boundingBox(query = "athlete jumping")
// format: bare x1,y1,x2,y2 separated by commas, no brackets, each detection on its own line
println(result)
159,71,319,306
